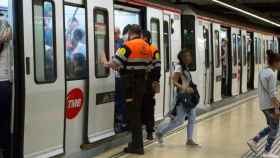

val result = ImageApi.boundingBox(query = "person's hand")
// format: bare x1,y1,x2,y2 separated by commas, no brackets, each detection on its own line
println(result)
183,86,194,94
1,28,12,43
272,97,280,109
152,81,160,93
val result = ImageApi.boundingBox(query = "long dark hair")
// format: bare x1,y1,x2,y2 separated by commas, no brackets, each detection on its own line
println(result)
267,49,280,66
177,48,192,70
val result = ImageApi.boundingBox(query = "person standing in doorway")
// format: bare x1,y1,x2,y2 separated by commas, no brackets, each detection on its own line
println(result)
106,24,153,155
247,50,280,158
0,15,13,158
141,30,161,140
114,25,131,133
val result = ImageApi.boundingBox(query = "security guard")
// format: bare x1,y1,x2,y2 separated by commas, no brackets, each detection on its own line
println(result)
106,25,153,155
141,30,161,140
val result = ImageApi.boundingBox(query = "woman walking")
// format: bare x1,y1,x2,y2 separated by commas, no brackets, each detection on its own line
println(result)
156,48,199,146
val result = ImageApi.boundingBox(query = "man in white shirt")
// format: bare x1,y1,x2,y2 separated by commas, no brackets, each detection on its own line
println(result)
0,14,12,158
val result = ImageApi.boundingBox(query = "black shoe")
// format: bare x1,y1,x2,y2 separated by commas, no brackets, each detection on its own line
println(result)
123,147,144,155
147,133,154,140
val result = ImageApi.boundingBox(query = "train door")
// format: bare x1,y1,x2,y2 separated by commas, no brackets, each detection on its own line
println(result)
87,0,115,143
147,7,164,120
212,23,222,102
241,30,248,93
220,27,231,97
63,1,89,154
163,14,172,115
231,28,239,96
247,32,254,89
22,0,66,157
202,22,213,105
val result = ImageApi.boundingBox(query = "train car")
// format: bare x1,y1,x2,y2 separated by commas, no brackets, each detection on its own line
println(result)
9,0,181,158
177,4,280,109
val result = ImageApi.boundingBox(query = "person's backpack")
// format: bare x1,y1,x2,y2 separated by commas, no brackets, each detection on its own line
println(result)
178,68,200,111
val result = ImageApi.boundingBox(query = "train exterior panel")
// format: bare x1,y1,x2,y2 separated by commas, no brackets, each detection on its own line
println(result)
3,0,280,158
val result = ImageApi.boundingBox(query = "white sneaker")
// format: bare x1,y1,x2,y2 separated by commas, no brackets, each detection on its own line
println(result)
263,152,279,158
155,132,163,144
247,139,258,153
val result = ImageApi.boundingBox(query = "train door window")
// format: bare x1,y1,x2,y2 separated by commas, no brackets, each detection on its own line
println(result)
254,37,257,64
64,5,88,80
94,8,109,78
232,34,237,66
270,40,274,50
114,8,140,39
214,30,220,68
263,40,266,64
151,18,160,51
33,0,56,83
243,35,247,65
237,35,242,66
163,20,170,72
258,38,261,64
203,26,210,68
181,15,196,71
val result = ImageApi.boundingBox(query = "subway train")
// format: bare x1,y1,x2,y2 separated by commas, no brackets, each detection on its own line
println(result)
2,0,280,158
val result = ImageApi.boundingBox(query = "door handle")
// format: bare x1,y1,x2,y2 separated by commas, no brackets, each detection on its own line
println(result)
26,57,30,75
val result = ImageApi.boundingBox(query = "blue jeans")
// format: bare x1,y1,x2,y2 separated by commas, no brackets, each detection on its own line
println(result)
253,109,279,152
115,77,127,132
157,105,196,140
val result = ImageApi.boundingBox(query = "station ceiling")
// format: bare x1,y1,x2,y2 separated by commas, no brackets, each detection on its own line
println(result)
166,0,280,33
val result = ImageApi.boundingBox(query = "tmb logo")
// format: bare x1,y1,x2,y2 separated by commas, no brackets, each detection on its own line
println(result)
66,88,84,119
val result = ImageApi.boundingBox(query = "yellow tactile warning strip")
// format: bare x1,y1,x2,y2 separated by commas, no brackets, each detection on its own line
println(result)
242,137,280,158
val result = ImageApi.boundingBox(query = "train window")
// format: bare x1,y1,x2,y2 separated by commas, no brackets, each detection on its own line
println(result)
203,26,210,68
163,20,170,72
33,0,56,83
114,9,140,38
254,37,257,64
232,34,237,66
243,36,247,65
151,18,161,51
181,15,196,71
94,8,110,78
64,5,88,80
263,40,266,64
237,35,242,66
258,38,261,64
214,30,220,68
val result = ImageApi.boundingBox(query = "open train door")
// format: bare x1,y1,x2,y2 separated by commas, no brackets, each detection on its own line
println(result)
241,30,248,93
212,23,222,102
22,0,66,157
87,0,115,143
147,7,164,120
231,28,239,96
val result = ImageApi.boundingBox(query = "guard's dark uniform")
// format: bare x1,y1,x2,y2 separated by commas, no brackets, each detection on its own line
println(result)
113,38,153,153
142,44,161,136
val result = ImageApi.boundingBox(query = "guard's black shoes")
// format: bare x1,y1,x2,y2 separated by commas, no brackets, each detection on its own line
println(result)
147,133,154,140
123,147,144,155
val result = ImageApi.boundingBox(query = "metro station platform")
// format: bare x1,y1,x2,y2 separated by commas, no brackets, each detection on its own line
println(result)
95,95,280,158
